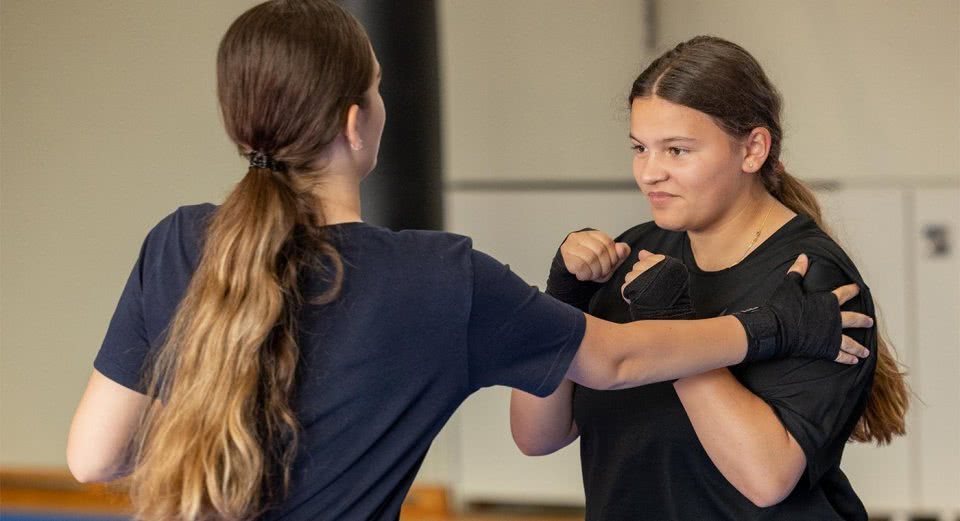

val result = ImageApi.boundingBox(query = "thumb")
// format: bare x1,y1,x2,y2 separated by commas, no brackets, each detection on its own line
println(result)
615,242,631,260
787,253,809,277
637,249,654,261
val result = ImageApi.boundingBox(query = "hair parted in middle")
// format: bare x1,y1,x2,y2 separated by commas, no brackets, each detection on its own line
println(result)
629,35,909,446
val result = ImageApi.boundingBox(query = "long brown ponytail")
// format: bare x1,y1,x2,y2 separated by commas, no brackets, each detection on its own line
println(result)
630,35,908,445
129,1,373,519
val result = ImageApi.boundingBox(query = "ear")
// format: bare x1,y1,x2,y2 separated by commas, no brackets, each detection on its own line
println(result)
741,127,771,174
343,103,364,151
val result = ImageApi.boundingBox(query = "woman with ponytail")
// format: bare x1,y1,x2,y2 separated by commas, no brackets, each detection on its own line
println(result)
512,36,908,520
67,6,873,520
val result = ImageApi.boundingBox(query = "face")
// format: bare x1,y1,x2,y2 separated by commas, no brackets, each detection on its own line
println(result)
357,52,386,176
629,95,753,233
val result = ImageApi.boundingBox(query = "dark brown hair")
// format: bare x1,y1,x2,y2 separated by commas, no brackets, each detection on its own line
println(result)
630,35,908,445
130,1,374,520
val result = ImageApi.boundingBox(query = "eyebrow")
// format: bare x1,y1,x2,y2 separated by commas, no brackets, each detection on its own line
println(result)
629,134,697,145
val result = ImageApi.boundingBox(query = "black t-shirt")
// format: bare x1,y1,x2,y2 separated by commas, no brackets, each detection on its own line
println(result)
95,204,585,521
572,216,876,521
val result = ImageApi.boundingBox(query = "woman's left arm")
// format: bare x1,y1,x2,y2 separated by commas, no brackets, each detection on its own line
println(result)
673,370,805,507
621,252,870,508
67,370,150,483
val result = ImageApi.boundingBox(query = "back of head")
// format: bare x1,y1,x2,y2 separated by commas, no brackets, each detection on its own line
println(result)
131,2,372,520
218,0,374,170
631,36,909,446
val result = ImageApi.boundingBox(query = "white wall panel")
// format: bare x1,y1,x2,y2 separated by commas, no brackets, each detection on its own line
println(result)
912,188,960,511
817,188,913,510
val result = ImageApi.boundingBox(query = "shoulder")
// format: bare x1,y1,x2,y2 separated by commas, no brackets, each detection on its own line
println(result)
777,216,867,291
145,203,216,247
135,203,215,278
343,226,477,279
357,227,473,259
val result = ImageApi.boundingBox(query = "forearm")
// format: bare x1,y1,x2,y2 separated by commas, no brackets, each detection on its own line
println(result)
568,314,747,390
67,370,149,483
510,380,579,456
674,369,805,507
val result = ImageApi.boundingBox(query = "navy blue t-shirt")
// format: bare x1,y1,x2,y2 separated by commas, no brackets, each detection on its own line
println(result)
94,204,585,520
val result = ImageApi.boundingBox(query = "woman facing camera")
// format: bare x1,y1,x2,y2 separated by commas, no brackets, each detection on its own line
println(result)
512,36,908,520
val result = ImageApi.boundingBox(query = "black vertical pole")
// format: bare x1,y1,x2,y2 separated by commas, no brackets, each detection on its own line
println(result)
340,1,443,231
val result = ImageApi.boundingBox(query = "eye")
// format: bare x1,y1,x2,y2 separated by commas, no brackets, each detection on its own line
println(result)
668,146,689,156
631,143,647,154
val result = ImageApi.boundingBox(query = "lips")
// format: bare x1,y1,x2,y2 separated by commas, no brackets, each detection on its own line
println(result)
646,191,677,204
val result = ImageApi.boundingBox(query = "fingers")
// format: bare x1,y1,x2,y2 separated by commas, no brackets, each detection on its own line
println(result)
580,240,614,279
565,249,600,281
620,253,667,302
633,252,666,273
837,334,870,360
561,230,622,282
834,351,859,365
786,253,809,277
832,283,860,306
840,310,874,329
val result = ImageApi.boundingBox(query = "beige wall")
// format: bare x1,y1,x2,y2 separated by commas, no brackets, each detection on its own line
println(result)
440,0,960,184
653,0,960,183
2,0,958,481
1,0,259,466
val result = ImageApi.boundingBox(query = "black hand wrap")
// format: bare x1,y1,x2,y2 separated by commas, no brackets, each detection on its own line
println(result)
545,228,604,310
733,271,843,362
621,256,696,321
546,246,601,310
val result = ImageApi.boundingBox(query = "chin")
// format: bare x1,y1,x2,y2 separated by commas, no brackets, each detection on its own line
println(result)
650,212,687,232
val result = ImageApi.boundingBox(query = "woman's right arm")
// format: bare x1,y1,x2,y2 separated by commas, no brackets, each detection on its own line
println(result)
511,380,578,456
68,370,150,482
510,253,872,455
568,254,871,390
510,230,629,456
510,288,757,456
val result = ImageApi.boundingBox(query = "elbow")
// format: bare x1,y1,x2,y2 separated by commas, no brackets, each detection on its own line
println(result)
510,419,577,457
66,443,125,483
67,456,112,484
511,428,561,457
740,475,796,508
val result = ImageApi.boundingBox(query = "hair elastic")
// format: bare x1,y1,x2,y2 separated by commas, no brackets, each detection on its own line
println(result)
249,150,286,172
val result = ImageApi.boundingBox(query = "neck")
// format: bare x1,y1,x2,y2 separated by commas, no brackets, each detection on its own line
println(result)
314,172,363,225
687,185,790,271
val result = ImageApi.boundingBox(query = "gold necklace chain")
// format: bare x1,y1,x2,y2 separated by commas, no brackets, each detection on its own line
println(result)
734,202,773,265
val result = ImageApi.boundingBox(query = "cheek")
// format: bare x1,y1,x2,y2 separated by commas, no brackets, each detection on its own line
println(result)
631,155,643,185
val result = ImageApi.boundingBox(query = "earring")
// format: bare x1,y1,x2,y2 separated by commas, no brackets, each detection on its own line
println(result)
351,140,364,151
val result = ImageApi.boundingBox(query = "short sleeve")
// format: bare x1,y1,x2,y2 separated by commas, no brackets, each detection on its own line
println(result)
94,237,152,393
736,256,876,486
92,205,210,394
467,250,586,397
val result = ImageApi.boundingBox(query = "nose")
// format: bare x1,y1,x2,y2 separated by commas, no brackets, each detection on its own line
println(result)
633,152,668,186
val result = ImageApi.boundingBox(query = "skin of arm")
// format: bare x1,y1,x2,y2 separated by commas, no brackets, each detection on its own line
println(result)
674,369,805,507
511,313,749,456
67,370,150,483
511,380,579,456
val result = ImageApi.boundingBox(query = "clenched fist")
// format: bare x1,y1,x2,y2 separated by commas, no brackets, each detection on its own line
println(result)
559,230,632,283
